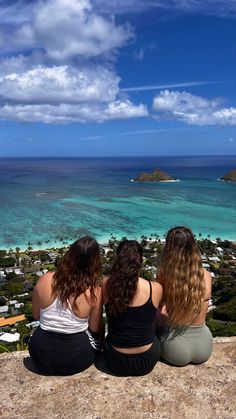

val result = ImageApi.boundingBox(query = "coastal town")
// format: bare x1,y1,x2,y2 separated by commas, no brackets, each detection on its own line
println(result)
0,234,236,352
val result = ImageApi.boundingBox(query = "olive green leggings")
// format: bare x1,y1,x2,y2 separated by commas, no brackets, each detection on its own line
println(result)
160,323,213,366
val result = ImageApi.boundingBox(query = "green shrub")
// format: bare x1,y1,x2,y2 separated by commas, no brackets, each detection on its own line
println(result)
206,318,236,337
212,297,236,322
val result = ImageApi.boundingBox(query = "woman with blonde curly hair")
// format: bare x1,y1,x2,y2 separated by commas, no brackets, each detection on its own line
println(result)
102,240,163,376
156,226,213,366
29,236,103,375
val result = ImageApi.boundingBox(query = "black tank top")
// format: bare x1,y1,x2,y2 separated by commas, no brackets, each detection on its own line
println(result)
106,281,157,348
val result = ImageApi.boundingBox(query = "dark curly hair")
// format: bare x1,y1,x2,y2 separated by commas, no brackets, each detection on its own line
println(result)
52,236,102,309
106,240,143,317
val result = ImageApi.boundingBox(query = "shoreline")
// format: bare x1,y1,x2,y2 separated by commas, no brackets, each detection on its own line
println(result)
1,232,236,253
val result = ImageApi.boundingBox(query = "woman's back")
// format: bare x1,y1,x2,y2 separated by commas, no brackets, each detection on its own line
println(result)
33,271,98,320
104,277,162,348
101,239,162,376
29,236,103,375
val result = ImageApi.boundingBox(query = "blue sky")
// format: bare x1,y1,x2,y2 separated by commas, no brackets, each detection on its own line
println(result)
0,0,236,156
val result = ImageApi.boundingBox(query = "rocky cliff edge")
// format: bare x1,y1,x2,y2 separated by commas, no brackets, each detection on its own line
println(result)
0,337,235,419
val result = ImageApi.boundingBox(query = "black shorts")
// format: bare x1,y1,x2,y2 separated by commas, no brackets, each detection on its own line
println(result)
29,326,98,376
103,336,161,376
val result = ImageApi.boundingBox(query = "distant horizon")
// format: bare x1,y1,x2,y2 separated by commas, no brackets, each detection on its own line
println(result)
1,154,236,159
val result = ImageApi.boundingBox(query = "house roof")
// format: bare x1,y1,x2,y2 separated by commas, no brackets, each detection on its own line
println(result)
0,314,26,327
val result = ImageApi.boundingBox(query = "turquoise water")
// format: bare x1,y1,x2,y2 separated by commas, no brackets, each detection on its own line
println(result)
0,156,236,249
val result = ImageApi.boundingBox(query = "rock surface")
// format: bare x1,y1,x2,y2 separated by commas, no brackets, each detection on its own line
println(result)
134,168,176,182
0,337,235,419
220,168,236,182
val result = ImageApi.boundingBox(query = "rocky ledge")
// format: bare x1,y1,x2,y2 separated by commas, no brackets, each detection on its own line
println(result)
134,168,177,182
0,337,235,419
220,168,236,182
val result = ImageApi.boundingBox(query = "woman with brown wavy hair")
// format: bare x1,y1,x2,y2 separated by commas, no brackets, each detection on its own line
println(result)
29,236,103,375
102,239,163,376
157,226,213,366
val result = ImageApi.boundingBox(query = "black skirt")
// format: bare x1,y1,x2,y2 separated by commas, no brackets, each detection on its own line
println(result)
29,326,97,376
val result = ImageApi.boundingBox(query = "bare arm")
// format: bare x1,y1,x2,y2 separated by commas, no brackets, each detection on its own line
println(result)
101,276,108,305
31,271,54,320
204,269,212,300
88,286,104,338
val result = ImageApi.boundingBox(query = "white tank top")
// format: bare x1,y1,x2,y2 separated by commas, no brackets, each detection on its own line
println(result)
40,298,89,334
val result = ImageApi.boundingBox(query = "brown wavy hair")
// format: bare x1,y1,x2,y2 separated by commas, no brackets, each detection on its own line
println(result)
106,240,143,317
52,236,102,309
157,226,205,325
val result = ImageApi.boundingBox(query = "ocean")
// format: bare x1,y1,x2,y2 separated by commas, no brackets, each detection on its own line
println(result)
0,156,236,250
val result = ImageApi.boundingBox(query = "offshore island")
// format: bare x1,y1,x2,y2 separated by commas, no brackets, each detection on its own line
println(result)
220,168,236,182
133,168,178,182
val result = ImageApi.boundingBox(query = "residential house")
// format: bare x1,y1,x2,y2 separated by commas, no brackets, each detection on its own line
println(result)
0,306,9,315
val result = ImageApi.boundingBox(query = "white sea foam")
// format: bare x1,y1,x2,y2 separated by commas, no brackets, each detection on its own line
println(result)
36,192,48,197
160,179,180,183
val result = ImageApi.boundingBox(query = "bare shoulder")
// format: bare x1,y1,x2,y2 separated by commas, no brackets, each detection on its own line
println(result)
83,285,103,305
150,280,163,306
35,271,55,290
151,280,163,292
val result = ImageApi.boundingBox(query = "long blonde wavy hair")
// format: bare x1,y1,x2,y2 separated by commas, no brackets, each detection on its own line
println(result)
157,226,206,325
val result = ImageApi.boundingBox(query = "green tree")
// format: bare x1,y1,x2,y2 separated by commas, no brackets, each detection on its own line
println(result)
0,257,15,268
5,271,18,281
0,250,7,258
27,242,33,251
15,247,21,256
5,282,24,297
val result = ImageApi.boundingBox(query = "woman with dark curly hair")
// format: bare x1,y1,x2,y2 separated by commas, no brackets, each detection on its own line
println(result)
102,240,163,376
157,226,213,366
29,236,103,375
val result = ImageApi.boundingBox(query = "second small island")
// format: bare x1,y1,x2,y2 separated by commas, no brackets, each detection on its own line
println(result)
220,168,236,182
133,168,178,182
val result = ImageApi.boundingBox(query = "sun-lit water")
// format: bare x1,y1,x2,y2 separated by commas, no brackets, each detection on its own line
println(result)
0,156,235,250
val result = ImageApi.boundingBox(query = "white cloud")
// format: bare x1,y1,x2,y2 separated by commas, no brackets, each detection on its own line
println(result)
153,89,221,112
0,0,149,124
0,100,148,124
0,64,120,104
104,100,148,119
152,90,236,126
0,0,133,60
0,0,235,126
